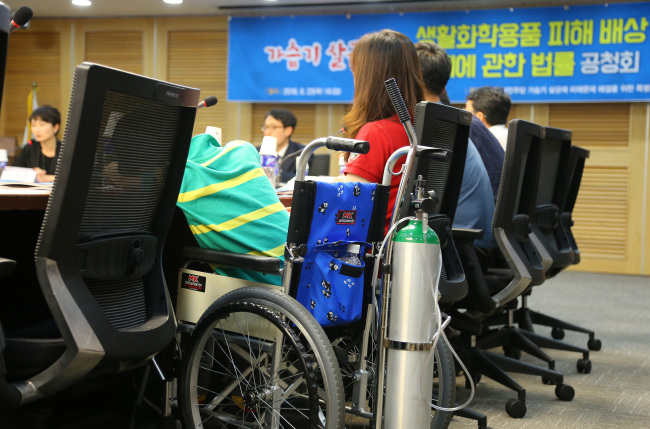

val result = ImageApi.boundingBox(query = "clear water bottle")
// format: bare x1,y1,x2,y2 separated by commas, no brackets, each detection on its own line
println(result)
0,149,8,177
339,244,362,266
259,136,278,188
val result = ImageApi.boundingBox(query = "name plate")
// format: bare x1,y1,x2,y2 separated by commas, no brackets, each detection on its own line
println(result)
0,166,37,183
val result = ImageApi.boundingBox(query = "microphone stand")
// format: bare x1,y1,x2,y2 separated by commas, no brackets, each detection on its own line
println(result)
277,148,308,184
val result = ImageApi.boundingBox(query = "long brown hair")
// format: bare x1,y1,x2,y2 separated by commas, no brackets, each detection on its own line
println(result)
342,29,424,140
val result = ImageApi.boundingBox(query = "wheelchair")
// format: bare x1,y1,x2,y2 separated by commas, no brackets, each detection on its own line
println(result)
172,83,460,429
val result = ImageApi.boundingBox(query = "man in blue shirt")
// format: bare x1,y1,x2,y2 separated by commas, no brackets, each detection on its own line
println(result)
415,41,496,249
468,115,505,202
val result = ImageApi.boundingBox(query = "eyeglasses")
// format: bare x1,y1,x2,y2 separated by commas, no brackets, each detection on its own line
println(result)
261,124,285,132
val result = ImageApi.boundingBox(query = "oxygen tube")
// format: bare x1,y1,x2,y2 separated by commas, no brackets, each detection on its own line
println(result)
418,209,476,413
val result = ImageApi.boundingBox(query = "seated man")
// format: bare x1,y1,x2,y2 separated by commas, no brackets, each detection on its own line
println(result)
465,86,512,150
415,41,496,249
177,134,289,285
260,108,307,184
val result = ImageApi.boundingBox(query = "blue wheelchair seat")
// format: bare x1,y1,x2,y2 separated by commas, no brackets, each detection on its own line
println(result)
288,181,389,327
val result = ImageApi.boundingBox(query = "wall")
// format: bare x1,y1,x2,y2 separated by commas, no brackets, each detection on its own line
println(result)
1,16,649,275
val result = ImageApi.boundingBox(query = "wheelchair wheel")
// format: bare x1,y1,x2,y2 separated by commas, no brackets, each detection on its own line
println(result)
331,327,381,427
179,287,344,429
431,337,456,429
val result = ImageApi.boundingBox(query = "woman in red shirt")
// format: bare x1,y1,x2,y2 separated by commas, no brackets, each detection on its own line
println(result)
341,29,424,232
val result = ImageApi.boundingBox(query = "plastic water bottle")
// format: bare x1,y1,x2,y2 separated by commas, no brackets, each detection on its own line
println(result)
259,136,278,188
0,149,8,177
339,153,346,175
339,244,362,265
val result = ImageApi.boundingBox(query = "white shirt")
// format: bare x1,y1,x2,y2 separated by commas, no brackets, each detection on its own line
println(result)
276,143,289,166
489,124,508,151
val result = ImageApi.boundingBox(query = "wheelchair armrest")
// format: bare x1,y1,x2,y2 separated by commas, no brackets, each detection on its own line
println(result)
181,246,282,275
452,228,484,243
0,257,16,278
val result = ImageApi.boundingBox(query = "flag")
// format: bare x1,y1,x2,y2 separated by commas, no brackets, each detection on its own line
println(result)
22,85,38,144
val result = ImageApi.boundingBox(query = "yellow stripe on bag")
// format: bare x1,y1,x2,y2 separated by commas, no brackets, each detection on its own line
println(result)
198,141,247,167
189,202,287,235
178,168,264,203
248,243,286,258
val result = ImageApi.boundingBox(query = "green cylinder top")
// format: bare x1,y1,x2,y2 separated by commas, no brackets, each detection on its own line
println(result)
393,219,440,244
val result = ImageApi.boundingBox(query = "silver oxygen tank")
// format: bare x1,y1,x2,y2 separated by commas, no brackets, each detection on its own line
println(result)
383,213,440,428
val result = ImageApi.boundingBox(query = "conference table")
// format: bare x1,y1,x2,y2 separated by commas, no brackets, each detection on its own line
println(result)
0,182,51,211
1,184,294,212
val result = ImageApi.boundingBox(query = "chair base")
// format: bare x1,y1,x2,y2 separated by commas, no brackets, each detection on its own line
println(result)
459,342,574,419
454,406,488,429
485,306,602,352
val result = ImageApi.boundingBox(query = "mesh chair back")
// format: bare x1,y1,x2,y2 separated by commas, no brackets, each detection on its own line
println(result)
28,63,198,397
565,145,590,214
490,119,545,306
531,126,575,273
561,145,590,265
407,102,472,304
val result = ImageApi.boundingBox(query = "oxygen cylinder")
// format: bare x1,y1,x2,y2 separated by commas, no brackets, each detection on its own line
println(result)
383,218,441,429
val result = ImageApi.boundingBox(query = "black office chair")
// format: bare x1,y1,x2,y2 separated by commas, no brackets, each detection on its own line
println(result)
521,144,601,351
0,62,199,409
483,127,593,372
529,126,575,273
308,153,331,176
556,145,591,271
450,120,574,419
404,101,471,308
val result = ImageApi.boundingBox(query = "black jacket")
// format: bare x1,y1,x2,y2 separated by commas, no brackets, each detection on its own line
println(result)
13,139,62,175
278,139,307,183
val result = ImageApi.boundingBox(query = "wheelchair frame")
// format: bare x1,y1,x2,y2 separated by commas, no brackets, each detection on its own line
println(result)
172,81,456,429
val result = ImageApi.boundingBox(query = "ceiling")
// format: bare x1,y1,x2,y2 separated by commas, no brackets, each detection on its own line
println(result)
3,0,636,19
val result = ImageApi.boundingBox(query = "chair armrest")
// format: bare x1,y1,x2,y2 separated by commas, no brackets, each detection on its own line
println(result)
181,247,282,275
0,257,16,278
452,228,484,243
0,321,22,407
535,204,559,230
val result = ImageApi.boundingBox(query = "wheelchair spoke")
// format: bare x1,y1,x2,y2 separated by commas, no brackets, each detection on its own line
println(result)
179,297,337,429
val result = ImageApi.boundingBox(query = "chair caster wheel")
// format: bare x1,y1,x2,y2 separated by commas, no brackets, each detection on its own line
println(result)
555,384,575,401
541,375,554,385
503,346,521,360
551,327,565,340
505,398,526,418
466,372,481,388
577,358,592,373
588,338,602,351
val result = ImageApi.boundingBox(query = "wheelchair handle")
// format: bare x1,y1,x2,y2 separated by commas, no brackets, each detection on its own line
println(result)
384,78,411,125
296,136,370,181
325,136,370,154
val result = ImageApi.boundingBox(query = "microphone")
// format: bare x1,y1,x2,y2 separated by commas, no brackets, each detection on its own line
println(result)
10,6,33,33
197,95,218,108
278,148,316,182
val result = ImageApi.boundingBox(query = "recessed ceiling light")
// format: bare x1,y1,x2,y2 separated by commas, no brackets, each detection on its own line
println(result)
163,0,183,4
72,0,92,6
